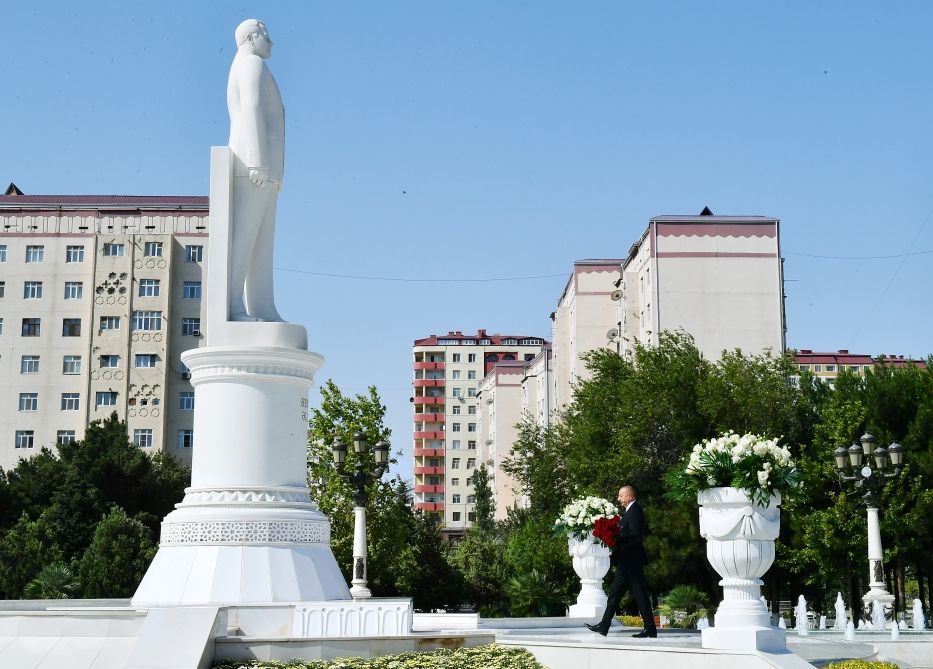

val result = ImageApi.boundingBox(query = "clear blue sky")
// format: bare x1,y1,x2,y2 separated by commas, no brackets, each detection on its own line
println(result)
5,2,932,479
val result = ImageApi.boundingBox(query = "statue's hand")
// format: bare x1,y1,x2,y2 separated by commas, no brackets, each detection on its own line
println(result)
249,167,270,187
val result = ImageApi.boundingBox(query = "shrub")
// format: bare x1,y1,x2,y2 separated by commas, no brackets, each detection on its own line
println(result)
658,584,709,629
212,644,546,668
617,615,643,627
824,662,901,669
24,562,77,599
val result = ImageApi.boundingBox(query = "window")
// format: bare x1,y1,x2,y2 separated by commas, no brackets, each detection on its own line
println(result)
100,355,119,368
99,316,120,332
503,338,518,345
467,423,476,433
849,365,860,372
452,405,461,415
132,311,162,331
181,318,200,336
451,478,460,486
133,429,153,448
452,423,461,432
467,370,476,380
814,364,822,373
144,241,163,257
826,365,836,372
183,281,202,299
451,439,461,449
451,458,461,469
15,431,34,449
467,512,476,522
798,364,809,371
178,429,194,448
452,353,461,362
0,245,6,261
25,245,44,262
467,495,476,504
179,391,195,411
135,353,157,368
0,318,4,335
466,477,474,486
451,387,461,398
466,458,476,469
19,393,38,412
452,494,461,504
64,282,83,299
23,281,43,299
21,318,40,336
467,440,476,450
468,405,476,415
96,391,118,407
56,430,76,445
0,281,4,297
62,318,81,337
467,388,477,398
65,245,85,262
103,243,125,256
452,512,461,522
21,355,40,373
524,354,535,361
185,245,204,262
468,353,477,363
62,355,82,375
61,393,80,411
138,279,160,297
451,370,461,380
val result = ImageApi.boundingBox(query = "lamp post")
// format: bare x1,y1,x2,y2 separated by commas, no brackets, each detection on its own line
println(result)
833,433,905,615
332,431,390,599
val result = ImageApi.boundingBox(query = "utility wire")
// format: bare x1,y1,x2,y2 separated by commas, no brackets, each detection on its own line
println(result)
785,250,932,260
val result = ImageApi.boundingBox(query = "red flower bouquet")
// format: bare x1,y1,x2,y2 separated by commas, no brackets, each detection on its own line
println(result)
593,514,621,548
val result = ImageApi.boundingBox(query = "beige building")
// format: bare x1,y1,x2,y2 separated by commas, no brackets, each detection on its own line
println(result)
412,329,546,537
620,210,785,359
551,259,623,411
0,192,208,470
477,360,527,520
520,344,554,429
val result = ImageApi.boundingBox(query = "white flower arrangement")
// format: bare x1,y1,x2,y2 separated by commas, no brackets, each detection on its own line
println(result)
668,432,801,504
554,495,619,541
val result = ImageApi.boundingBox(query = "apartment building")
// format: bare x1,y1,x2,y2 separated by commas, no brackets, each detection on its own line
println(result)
619,209,786,359
520,344,554,430
412,329,546,537
0,191,208,470
796,349,926,387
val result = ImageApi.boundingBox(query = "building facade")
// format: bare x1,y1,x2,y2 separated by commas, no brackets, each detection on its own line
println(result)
620,211,786,360
412,329,546,536
795,349,926,387
0,193,208,470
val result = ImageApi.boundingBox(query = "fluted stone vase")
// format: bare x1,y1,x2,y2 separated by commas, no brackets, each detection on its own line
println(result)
567,532,612,618
698,487,785,650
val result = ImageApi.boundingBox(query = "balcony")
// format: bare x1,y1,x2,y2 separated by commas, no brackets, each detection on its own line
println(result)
415,502,445,512
414,396,445,406
413,379,445,388
414,431,445,440
414,466,445,475
414,448,445,457
413,413,445,423
414,361,445,371
414,484,445,494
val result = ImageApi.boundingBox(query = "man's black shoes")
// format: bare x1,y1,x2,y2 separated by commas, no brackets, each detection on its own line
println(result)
631,629,657,638
584,623,608,636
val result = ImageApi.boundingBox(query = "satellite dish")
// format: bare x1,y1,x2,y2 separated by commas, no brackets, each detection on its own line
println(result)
610,289,623,301
606,327,620,341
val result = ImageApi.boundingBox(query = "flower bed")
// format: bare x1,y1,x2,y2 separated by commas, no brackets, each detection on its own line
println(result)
211,645,546,669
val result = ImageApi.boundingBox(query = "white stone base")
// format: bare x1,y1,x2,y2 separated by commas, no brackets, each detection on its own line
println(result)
292,599,413,637
701,625,786,651
568,601,607,618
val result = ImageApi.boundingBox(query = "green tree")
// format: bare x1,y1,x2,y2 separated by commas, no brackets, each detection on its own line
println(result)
78,506,157,598
0,513,63,598
472,465,495,534
24,563,78,599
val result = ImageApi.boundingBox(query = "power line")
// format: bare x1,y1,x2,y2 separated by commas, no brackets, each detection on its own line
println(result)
275,267,567,282
785,250,933,260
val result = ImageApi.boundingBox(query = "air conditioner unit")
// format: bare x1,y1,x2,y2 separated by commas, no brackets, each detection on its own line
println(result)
192,330,202,337
485,439,493,445
181,372,191,380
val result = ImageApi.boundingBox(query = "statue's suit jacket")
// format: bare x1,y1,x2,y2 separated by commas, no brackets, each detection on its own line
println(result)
227,52,285,183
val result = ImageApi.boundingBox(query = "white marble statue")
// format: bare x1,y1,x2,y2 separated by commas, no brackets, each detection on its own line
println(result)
913,598,926,630
227,18,285,322
795,595,809,635
833,592,848,631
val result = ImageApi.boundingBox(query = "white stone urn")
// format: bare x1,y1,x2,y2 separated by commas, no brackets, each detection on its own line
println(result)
567,532,612,617
698,487,785,651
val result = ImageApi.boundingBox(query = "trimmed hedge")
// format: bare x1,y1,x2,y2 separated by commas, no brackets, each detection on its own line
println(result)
212,645,547,669
824,661,900,669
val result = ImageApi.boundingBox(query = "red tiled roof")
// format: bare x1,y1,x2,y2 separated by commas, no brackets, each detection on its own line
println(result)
0,195,208,208
414,330,549,346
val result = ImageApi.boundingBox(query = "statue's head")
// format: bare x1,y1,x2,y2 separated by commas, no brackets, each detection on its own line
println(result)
235,19,272,58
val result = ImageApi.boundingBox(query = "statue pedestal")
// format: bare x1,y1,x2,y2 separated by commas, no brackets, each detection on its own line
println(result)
132,345,351,605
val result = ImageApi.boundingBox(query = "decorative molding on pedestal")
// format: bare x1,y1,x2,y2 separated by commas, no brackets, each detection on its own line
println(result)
161,519,330,545
698,487,785,651
292,599,413,637
180,486,313,505
567,533,611,618
183,345,324,383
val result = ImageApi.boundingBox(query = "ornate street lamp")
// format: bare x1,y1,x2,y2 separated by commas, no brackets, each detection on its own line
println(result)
332,431,389,599
833,432,905,616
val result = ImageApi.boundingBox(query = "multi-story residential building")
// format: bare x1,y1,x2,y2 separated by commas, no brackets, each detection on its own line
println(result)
477,359,528,520
620,209,785,360
520,344,554,429
796,349,926,387
551,259,623,411
0,191,208,470
412,329,546,537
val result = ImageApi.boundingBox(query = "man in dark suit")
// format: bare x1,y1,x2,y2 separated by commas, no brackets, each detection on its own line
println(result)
585,485,657,638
